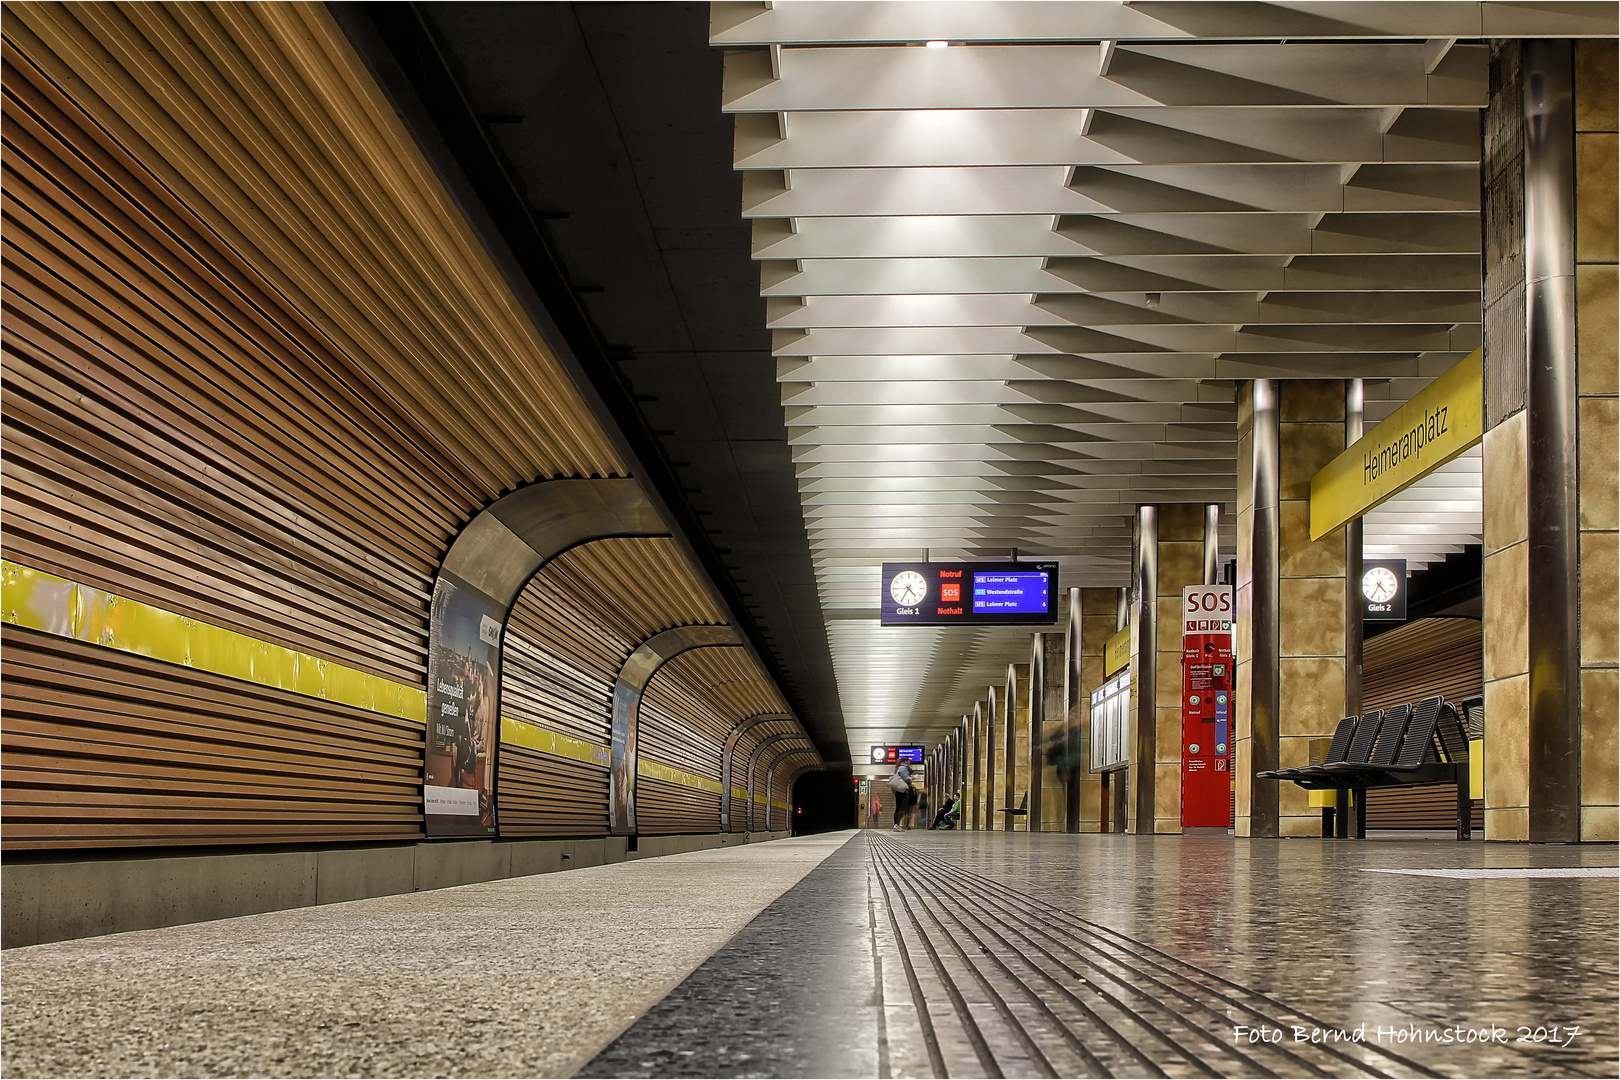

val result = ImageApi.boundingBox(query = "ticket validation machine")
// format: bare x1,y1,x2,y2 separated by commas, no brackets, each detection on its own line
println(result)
1180,586,1234,828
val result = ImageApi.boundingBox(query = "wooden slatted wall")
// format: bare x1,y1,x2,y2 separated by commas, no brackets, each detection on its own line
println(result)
3,631,424,849
0,6,817,851
637,649,796,835
0,41,446,847
731,719,798,829
1362,618,1484,830
498,538,727,838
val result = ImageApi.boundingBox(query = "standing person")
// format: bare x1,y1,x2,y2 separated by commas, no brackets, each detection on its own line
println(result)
890,761,913,830
867,789,883,828
915,788,930,830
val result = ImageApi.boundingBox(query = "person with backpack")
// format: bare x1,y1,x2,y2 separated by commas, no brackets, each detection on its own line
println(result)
888,761,913,830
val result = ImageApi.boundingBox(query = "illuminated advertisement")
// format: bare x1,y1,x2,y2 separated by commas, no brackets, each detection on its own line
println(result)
424,575,502,836
880,562,1059,627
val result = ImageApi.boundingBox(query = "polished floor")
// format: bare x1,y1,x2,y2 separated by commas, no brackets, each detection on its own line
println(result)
3,830,1616,1078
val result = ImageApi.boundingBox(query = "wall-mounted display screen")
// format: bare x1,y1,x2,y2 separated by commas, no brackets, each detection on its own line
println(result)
880,562,1059,626
868,744,925,765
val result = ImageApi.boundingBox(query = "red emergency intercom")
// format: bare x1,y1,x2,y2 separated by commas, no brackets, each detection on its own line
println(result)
1181,585,1234,828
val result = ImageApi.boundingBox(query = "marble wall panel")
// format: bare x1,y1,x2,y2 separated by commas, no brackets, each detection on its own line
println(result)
1483,415,1529,552
1278,423,1346,502
1485,674,1531,813
1576,266,1618,394
1278,501,1345,579
1576,132,1618,263
1279,578,1347,659
1580,533,1618,667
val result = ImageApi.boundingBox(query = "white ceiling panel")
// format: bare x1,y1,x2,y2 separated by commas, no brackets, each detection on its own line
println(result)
704,2,1582,761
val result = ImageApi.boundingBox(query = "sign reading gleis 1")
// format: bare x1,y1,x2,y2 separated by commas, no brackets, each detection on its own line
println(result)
1310,349,1483,540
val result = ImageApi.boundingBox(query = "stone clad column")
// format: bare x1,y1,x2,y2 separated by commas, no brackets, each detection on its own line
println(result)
1575,40,1617,841
1483,40,1616,842
1037,630,1067,831
1009,663,1031,829
1056,588,1118,833
1126,504,1216,833
1128,506,1157,832
1234,382,1276,836
1574,42,1613,841
1152,506,1210,833
969,700,985,831
1235,380,1350,837
984,687,1000,829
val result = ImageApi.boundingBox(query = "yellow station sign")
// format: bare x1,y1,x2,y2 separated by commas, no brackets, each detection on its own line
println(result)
1310,349,1483,540
1104,625,1131,676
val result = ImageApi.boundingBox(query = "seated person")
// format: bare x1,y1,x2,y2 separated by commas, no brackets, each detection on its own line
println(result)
933,793,962,830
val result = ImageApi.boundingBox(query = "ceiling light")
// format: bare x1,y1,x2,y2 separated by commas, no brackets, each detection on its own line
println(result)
925,40,949,48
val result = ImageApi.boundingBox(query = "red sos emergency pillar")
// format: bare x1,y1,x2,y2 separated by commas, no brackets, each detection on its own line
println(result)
1181,585,1234,827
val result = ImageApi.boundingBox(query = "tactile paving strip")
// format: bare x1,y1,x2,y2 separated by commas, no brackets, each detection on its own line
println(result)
866,834,1600,1080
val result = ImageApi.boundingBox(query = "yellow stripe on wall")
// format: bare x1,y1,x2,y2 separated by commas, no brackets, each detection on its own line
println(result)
638,758,724,795
1,561,427,722
501,716,611,768
2,562,765,796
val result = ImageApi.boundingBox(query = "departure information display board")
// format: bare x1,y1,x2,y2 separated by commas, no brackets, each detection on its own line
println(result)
869,745,925,765
881,562,1059,627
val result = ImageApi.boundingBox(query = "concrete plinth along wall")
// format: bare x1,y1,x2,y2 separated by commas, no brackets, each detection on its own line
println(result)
1482,39,1617,843
1,831,794,949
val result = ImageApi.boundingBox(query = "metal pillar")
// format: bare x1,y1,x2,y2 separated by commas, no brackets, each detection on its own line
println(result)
1134,504,1158,833
1341,380,1365,840
1063,587,1083,833
1522,40,1580,843
1003,666,1019,829
1029,633,1046,832
1203,503,1221,585
1250,379,1282,837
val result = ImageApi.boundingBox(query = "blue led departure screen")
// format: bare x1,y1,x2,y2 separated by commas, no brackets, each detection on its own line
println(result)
972,571,1051,615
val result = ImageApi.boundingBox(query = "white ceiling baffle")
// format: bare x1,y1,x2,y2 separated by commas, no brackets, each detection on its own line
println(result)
706,1,1602,761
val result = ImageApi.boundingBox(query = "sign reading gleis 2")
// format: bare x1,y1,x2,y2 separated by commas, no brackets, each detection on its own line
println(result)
1310,349,1483,540
881,562,1059,626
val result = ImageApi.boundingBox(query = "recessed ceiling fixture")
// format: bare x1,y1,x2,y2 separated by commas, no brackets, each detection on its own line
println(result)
924,39,949,48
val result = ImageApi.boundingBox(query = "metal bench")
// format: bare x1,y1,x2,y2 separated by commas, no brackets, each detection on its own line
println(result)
1349,696,1472,840
1256,711,1366,785
999,790,1029,823
1259,696,1473,840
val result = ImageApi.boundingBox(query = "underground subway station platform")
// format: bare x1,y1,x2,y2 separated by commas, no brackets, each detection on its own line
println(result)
0,2,1616,1078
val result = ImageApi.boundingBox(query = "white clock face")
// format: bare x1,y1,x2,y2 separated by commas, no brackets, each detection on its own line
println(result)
1363,566,1400,603
890,570,928,606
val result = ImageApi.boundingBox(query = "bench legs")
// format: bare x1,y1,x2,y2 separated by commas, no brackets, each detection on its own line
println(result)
1334,788,1350,839
1457,775,1472,841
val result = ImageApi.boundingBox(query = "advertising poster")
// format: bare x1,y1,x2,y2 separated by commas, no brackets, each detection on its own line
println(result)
424,576,503,836
1181,585,1234,828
